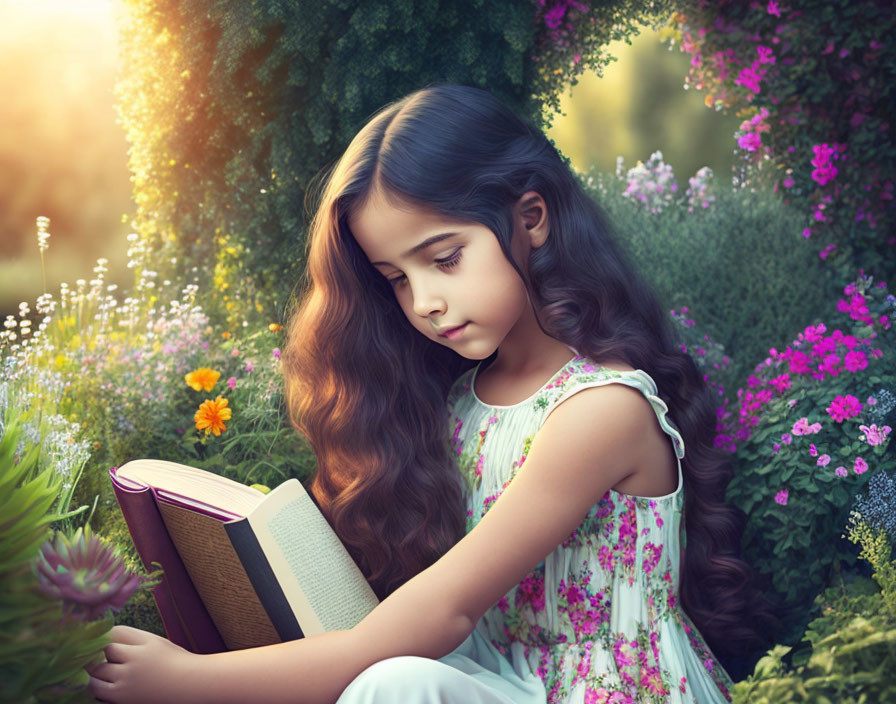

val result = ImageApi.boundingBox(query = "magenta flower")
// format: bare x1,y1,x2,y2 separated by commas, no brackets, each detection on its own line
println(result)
756,46,776,64
735,65,763,94
792,417,822,435
811,143,839,186
859,424,891,446
819,244,836,260
272,348,281,359
835,466,847,477
738,132,763,152
789,350,811,374
809,443,818,457
227,376,236,390
767,0,781,16
854,457,868,474
244,362,254,372
781,433,793,445
843,350,868,372
774,489,789,505
817,454,831,467
826,394,863,422
819,354,841,376
543,3,566,29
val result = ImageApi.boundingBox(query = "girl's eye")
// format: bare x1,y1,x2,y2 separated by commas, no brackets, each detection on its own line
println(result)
387,248,463,289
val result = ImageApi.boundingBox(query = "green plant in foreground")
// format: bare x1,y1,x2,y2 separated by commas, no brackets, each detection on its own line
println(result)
731,508,896,703
0,418,156,703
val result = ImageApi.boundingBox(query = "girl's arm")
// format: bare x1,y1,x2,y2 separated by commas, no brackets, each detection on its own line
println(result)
88,382,651,704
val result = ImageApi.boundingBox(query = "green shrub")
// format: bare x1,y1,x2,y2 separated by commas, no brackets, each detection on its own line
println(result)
731,506,896,702
581,162,835,395
115,0,677,329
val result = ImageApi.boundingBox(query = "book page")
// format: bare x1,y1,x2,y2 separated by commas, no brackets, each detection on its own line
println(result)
247,480,379,636
116,460,266,517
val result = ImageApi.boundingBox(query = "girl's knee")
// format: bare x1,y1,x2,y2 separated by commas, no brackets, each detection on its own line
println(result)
336,656,444,704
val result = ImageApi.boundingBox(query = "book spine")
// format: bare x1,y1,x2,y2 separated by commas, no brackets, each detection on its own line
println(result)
223,519,305,642
109,467,227,654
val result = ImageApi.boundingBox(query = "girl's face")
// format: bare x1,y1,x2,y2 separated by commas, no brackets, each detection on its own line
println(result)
348,187,539,360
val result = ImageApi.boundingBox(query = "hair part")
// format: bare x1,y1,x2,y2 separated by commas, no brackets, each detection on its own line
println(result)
283,83,779,656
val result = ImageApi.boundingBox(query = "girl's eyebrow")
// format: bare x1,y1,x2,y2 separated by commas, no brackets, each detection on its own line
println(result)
371,232,461,266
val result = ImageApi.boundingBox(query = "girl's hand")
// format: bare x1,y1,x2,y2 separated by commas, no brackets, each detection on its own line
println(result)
85,625,199,703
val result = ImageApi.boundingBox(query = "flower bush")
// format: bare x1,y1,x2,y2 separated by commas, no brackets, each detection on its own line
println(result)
668,305,730,400
665,0,896,276
1,217,319,646
720,272,895,642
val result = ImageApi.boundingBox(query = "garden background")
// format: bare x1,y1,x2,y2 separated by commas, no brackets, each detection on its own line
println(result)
2,0,894,701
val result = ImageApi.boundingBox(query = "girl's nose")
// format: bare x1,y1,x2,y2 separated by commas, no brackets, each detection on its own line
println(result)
410,280,446,318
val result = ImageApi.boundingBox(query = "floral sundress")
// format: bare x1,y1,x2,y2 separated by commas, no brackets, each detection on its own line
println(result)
444,351,735,704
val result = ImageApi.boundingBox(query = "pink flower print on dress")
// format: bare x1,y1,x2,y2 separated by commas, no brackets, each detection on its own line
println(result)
452,417,464,455
641,666,669,696
642,542,664,575
854,457,869,474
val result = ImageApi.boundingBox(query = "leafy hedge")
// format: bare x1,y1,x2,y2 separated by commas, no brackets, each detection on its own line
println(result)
115,0,675,330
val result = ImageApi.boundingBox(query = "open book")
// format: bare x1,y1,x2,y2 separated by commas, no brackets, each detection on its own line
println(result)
109,460,379,653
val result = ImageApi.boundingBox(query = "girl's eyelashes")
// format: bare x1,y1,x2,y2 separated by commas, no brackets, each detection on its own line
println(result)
387,248,463,288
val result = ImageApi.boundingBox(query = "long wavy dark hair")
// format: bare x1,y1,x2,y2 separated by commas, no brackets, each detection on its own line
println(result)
282,83,778,656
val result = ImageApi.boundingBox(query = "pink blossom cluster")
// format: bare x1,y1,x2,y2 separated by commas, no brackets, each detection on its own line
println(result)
736,107,771,154
685,167,715,212
827,394,863,422
859,423,891,446
810,142,845,187
791,417,821,435
836,282,891,329
716,277,889,451
620,152,679,215
734,44,776,98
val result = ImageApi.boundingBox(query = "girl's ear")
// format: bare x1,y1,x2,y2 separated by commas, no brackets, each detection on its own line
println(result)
515,190,550,249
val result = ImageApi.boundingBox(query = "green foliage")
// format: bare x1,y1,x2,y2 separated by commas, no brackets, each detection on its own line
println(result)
0,418,109,704
173,329,318,489
731,516,896,702
722,276,896,643
581,166,834,395
115,0,678,331
668,0,896,283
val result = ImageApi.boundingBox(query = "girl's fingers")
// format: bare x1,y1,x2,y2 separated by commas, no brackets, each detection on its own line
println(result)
103,642,135,664
86,673,118,701
109,624,149,644
85,660,122,681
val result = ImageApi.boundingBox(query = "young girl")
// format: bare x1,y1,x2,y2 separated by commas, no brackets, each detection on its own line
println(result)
86,83,776,704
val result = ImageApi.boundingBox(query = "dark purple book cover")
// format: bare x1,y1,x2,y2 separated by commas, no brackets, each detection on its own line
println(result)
109,465,227,654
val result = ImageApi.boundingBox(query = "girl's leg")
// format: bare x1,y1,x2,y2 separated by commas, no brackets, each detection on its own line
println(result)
335,655,518,704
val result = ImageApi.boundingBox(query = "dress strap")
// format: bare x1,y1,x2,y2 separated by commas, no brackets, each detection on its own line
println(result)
550,366,686,461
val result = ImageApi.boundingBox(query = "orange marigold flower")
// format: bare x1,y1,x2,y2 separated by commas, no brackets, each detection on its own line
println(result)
268,323,283,332
194,396,232,436
185,367,220,392
221,331,231,339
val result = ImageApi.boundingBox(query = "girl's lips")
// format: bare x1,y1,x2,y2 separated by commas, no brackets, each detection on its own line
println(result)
439,323,468,338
